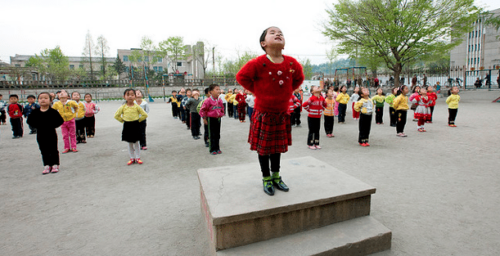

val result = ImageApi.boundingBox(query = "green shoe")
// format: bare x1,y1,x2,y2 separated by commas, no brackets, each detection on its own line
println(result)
273,176,289,192
263,177,275,196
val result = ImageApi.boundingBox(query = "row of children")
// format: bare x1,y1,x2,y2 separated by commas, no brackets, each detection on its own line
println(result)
300,83,461,149
0,91,100,174
166,86,225,155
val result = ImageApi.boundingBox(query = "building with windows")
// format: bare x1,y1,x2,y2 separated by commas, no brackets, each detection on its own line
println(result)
450,8,500,76
7,41,206,81
9,54,115,80
117,41,205,79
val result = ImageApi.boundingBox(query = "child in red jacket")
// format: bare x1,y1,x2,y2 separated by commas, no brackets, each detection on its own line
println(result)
235,90,247,122
426,86,437,123
303,86,327,150
236,26,305,196
7,94,24,139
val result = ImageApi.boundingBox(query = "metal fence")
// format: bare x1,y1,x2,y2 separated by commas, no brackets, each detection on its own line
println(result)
0,77,239,90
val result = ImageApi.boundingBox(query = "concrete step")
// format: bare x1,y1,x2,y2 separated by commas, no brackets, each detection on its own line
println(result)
198,156,378,251
216,216,392,256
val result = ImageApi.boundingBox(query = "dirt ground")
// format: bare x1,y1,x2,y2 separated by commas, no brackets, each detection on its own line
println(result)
1,90,499,256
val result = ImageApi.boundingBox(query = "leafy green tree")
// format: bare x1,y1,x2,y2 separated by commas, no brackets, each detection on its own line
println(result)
222,51,257,76
325,47,338,75
299,58,313,80
323,0,480,86
112,54,127,77
159,36,185,73
26,46,72,81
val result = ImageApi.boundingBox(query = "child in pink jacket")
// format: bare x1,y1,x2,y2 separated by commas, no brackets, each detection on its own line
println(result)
199,84,225,155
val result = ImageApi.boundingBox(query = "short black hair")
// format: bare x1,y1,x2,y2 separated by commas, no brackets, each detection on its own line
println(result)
38,92,51,101
27,95,36,99
9,94,18,99
204,88,209,95
123,88,136,96
209,84,219,92
84,93,92,99
172,90,177,93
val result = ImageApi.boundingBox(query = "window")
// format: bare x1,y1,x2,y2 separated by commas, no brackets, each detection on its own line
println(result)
69,65,74,70
475,44,477,51
158,66,163,72
138,57,142,62
177,62,182,67
15,64,21,67
125,67,129,73
468,45,470,52
478,44,480,51
157,58,162,63
145,56,149,62
153,66,158,72
79,65,84,69
123,55,129,62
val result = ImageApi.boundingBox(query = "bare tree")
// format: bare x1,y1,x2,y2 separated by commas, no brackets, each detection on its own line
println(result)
82,30,95,79
95,35,110,79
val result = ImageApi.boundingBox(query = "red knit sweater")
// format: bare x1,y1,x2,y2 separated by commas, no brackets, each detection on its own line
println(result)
236,55,305,113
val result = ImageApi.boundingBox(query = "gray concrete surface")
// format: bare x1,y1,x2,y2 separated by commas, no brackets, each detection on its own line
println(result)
199,156,379,251
1,90,500,255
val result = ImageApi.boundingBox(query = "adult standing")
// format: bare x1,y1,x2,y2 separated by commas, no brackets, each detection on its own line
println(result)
411,75,417,87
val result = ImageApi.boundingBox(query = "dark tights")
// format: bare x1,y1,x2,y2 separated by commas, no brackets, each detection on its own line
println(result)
258,153,281,177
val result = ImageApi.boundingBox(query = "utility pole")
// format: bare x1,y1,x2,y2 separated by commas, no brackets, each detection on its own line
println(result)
212,47,215,81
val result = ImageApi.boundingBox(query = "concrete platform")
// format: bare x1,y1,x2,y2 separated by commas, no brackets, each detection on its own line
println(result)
198,156,381,251
217,216,392,256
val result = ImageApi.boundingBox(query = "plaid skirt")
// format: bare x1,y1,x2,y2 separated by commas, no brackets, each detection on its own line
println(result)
248,109,292,155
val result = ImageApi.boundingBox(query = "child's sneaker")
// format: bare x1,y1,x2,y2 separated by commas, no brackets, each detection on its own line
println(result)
62,149,70,154
217,150,222,154
42,166,51,175
141,146,148,150
136,158,143,164
210,151,217,155
315,145,322,149
51,165,59,173
365,143,370,146
308,145,316,150
72,149,78,152
127,159,135,165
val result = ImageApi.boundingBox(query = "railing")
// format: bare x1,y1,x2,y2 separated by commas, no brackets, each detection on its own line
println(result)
0,78,240,89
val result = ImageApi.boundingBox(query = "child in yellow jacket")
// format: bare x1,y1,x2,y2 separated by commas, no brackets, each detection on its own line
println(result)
446,86,460,127
335,85,350,123
115,89,148,165
71,92,87,144
393,85,410,137
52,91,82,153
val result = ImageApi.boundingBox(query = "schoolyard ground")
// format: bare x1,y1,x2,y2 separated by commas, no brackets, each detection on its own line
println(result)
1,90,499,256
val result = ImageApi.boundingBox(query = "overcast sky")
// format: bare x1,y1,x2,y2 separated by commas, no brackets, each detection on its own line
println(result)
1,0,499,68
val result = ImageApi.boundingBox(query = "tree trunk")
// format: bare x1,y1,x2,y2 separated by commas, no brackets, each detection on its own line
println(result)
393,62,402,87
